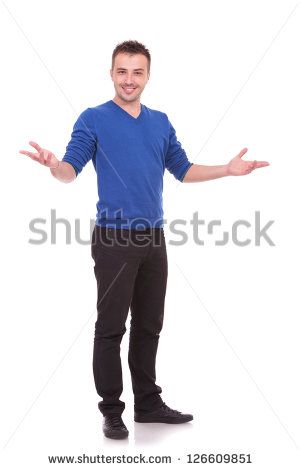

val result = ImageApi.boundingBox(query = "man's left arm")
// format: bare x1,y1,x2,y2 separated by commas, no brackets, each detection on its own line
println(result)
182,147,270,183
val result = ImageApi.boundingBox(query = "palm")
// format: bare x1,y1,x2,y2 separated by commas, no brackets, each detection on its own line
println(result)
227,148,269,176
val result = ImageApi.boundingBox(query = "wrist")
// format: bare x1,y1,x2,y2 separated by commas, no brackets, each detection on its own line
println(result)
224,163,231,176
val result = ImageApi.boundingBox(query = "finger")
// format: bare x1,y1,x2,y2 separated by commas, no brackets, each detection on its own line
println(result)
254,161,270,168
29,141,42,152
19,150,39,160
44,150,51,165
246,160,257,170
44,151,51,166
37,149,47,165
46,152,55,167
237,147,248,159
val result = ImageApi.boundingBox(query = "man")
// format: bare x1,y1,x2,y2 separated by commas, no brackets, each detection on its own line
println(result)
19,40,270,440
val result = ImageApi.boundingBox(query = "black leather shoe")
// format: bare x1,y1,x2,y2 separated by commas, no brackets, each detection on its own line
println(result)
134,402,193,424
103,415,129,439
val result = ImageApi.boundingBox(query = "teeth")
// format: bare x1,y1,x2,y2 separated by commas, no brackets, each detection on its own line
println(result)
122,86,135,94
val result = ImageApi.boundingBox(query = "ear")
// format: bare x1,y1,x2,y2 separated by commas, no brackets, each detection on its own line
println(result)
110,69,113,80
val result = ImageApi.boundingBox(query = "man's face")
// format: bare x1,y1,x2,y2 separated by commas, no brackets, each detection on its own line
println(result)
110,52,150,103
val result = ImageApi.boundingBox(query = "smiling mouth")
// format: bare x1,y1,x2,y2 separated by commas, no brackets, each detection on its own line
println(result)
122,86,136,93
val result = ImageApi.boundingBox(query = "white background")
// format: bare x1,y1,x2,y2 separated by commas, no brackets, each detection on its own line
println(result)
1,0,299,468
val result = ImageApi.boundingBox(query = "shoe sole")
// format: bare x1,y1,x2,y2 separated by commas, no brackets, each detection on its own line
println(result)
103,429,129,439
134,416,193,424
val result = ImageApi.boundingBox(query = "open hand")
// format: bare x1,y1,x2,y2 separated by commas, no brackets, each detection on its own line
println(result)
19,141,59,169
227,148,270,176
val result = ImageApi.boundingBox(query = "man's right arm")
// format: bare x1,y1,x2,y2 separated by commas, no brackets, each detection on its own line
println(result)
20,109,96,183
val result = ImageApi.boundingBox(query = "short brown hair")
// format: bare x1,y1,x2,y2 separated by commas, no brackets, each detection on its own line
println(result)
112,40,151,72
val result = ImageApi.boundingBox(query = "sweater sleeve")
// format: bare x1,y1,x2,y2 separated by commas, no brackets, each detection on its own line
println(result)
62,108,97,176
165,119,193,182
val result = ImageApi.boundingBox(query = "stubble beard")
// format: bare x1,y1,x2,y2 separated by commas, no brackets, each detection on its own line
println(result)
115,84,143,104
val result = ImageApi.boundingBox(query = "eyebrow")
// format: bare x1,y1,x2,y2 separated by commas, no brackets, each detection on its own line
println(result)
116,67,144,71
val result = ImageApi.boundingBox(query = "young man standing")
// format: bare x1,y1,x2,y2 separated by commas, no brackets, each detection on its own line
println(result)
20,40,269,440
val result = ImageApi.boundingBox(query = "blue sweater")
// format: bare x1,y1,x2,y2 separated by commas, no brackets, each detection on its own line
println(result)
62,100,193,229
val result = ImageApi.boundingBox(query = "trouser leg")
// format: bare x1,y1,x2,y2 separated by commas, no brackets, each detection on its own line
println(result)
128,230,168,412
91,227,141,417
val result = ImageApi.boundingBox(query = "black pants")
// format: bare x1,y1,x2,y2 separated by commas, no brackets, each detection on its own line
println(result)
91,225,168,417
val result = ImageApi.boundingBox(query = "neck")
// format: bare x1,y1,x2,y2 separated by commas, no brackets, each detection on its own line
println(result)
112,96,141,114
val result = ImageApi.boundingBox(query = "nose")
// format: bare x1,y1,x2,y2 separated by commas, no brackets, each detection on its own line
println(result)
122,72,136,84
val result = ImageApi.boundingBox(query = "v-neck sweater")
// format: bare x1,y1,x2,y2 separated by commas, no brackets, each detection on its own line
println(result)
62,100,193,229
